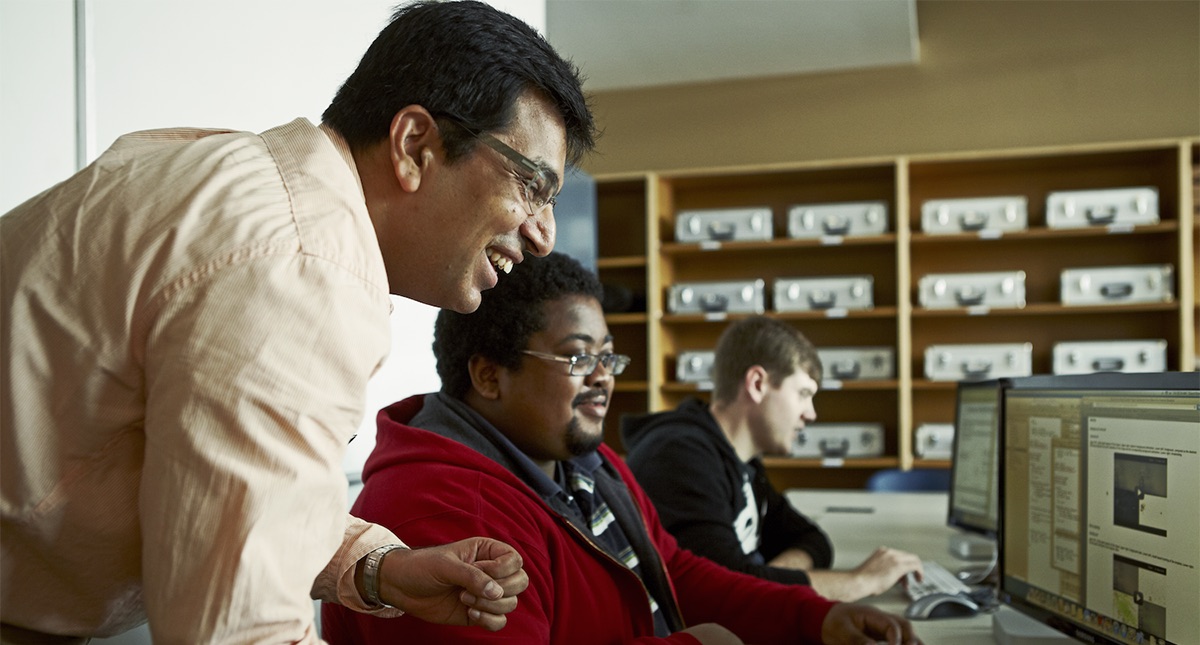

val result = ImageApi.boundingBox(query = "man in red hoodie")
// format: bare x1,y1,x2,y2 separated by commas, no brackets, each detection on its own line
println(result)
322,252,922,644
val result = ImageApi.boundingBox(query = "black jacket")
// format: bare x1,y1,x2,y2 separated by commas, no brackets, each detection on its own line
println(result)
621,398,833,585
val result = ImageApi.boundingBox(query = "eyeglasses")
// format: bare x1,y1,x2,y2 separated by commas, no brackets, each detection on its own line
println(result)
521,350,632,377
442,117,560,216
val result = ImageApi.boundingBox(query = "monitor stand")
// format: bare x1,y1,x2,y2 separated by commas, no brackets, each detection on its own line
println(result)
948,532,996,561
992,607,1074,645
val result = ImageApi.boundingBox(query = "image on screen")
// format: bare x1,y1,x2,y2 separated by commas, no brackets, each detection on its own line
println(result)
1112,553,1168,640
999,372,1199,645
1112,454,1168,536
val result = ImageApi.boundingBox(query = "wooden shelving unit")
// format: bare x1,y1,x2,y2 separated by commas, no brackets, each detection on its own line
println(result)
595,139,1198,490
594,176,653,452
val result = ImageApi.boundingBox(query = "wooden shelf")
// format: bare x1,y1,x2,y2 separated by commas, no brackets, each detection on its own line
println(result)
662,307,900,324
912,302,1178,318
771,307,900,321
662,234,896,255
818,379,900,391
762,457,900,470
606,312,649,325
912,380,970,391
659,383,715,394
597,255,648,269
909,221,1177,244
595,137,1199,490
660,379,901,394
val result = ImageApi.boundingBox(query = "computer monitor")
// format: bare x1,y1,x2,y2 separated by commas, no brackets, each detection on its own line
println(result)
998,371,1200,645
947,378,1005,541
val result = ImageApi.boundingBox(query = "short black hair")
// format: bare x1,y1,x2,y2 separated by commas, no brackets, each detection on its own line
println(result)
434,252,603,398
323,0,596,165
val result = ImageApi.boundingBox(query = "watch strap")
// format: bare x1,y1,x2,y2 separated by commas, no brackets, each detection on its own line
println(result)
363,544,407,608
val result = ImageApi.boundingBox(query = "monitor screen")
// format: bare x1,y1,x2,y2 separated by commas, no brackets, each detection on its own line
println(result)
999,371,1200,645
947,378,1005,539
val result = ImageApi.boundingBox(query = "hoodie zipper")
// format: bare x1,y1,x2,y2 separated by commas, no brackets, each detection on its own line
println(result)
555,513,687,633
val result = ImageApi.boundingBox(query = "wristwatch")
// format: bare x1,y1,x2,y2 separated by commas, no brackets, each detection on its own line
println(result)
363,544,408,608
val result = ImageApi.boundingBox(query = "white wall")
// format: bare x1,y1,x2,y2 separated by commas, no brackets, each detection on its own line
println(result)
2,1,544,642
1,0,545,212
0,0,76,214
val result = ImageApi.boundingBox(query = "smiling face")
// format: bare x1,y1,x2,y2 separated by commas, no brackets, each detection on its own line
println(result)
483,294,613,473
749,366,819,456
372,91,567,313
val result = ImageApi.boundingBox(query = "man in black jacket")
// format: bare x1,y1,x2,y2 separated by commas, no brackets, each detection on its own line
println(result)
622,316,922,602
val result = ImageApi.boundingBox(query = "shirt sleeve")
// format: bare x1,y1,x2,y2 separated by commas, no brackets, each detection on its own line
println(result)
751,458,834,569
630,432,814,586
138,252,392,643
310,514,406,616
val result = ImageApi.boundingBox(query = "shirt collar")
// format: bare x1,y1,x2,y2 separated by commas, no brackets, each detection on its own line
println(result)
317,122,365,198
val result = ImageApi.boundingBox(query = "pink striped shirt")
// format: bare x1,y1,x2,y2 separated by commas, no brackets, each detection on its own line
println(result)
2,119,404,642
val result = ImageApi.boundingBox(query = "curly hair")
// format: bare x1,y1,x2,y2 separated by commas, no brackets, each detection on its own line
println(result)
323,0,596,165
434,252,604,398
711,316,822,405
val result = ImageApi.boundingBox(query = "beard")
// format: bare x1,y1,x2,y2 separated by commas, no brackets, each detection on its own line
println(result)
564,416,604,457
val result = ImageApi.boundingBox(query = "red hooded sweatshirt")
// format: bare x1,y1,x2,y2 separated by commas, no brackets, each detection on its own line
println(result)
321,394,835,644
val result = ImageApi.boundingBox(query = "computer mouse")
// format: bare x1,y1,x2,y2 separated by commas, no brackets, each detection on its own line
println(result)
903,593,981,620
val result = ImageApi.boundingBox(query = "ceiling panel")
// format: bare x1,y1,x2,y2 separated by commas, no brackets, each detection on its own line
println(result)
546,0,920,91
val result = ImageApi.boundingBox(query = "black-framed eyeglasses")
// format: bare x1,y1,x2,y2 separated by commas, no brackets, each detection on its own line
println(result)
521,350,632,377
442,117,560,216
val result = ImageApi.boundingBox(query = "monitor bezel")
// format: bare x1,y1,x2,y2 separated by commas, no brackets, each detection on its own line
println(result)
997,370,1199,645
946,377,1007,540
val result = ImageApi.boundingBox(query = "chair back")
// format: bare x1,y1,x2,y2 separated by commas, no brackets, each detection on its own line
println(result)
865,468,951,492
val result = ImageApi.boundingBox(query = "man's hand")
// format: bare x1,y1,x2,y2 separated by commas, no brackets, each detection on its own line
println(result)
808,546,922,602
850,546,923,597
820,603,923,645
378,537,529,631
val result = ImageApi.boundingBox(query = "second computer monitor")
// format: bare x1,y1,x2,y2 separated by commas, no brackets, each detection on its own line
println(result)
947,378,1005,540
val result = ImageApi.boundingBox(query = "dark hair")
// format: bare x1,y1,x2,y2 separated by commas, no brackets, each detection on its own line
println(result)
711,316,822,404
323,0,596,165
434,252,604,398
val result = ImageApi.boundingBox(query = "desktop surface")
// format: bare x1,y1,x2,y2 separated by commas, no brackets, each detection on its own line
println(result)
785,489,1067,645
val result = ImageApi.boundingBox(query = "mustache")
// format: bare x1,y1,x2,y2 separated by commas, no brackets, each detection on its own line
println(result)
572,388,608,407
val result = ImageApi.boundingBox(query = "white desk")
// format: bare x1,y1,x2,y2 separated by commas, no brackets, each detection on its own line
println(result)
785,490,1066,645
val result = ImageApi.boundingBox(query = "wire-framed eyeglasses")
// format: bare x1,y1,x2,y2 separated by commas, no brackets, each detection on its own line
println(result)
443,117,560,215
521,350,632,377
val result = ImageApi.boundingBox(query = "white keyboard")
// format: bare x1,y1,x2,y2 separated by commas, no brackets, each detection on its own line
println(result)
905,560,971,600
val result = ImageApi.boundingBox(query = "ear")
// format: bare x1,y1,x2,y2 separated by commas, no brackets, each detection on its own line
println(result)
744,365,770,404
468,354,502,400
388,105,440,194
